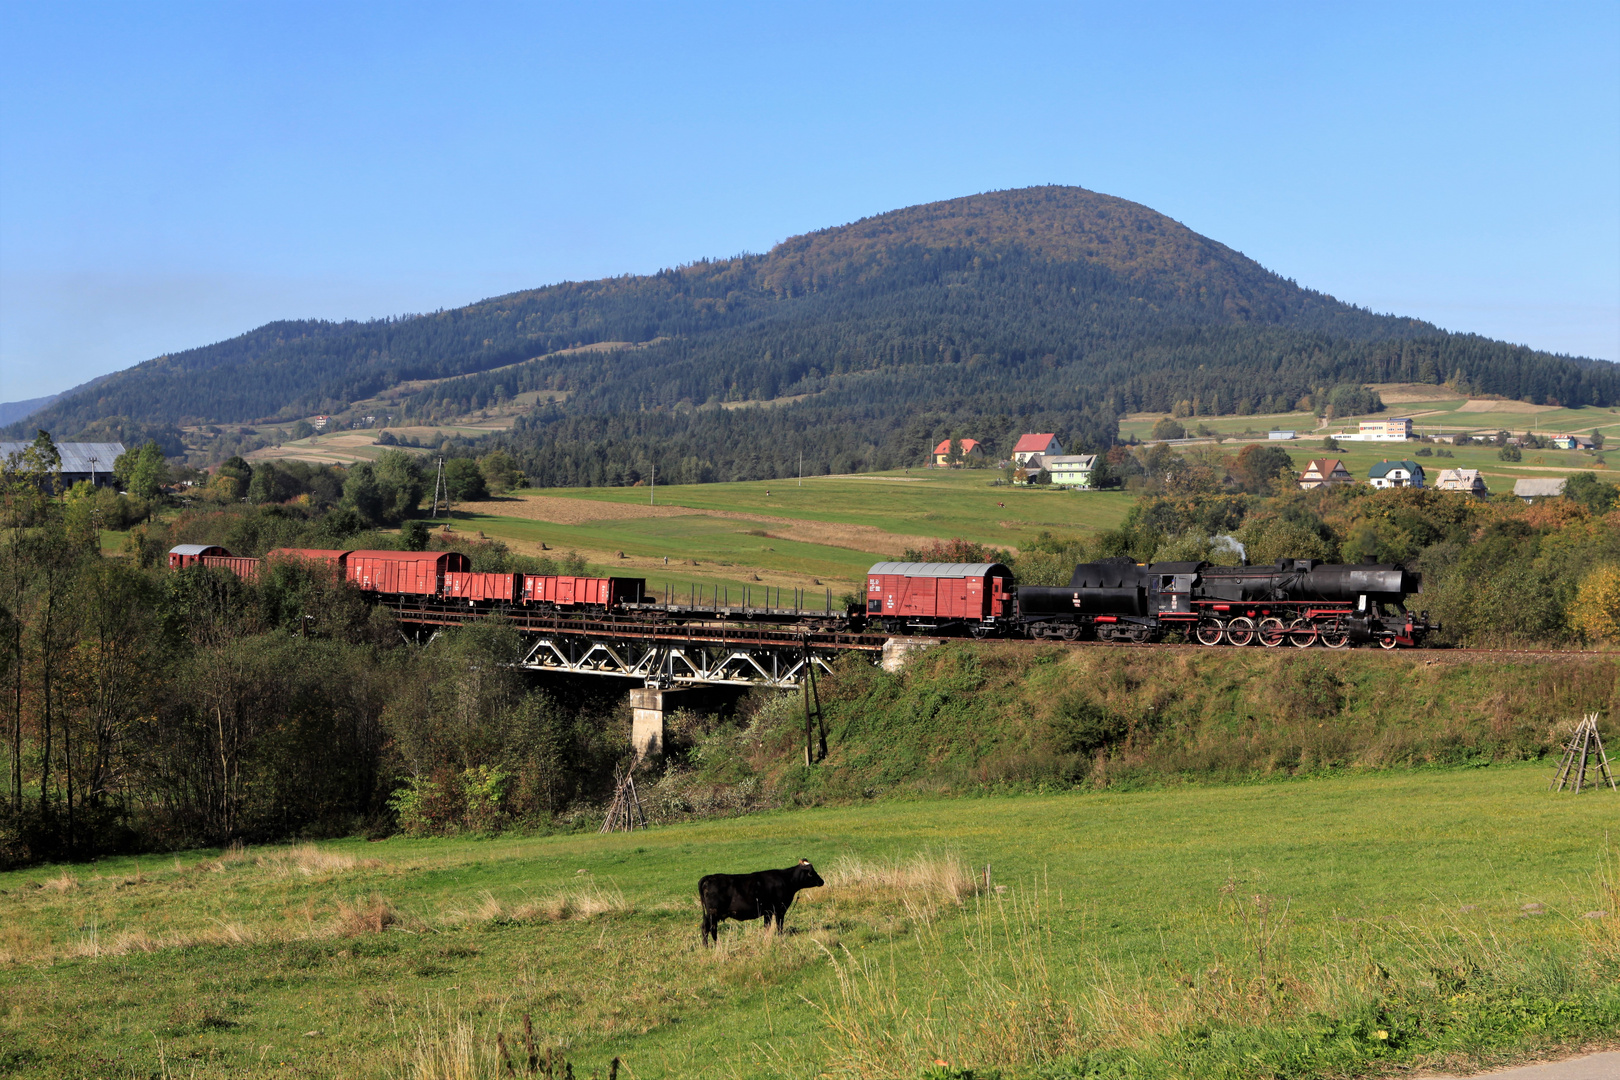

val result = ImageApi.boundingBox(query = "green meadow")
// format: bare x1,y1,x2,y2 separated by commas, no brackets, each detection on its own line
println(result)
3,763,1618,1079
456,473,1136,595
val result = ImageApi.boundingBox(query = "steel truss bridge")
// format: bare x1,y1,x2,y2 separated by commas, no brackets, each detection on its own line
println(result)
387,601,889,688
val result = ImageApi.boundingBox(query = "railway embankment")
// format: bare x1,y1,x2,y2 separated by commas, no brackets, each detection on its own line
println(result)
651,643,1620,815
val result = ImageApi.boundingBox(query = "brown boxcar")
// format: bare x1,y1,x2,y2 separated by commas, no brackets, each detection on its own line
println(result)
522,575,644,608
346,550,471,597
865,561,1015,632
444,571,521,602
168,544,231,569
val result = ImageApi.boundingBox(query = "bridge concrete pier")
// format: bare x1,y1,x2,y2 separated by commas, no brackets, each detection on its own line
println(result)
881,637,943,674
629,686,689,758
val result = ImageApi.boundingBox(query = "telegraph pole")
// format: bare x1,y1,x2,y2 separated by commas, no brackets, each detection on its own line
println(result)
650,460,655,505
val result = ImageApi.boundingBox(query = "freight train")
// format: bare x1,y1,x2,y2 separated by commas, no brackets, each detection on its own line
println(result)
168,546,1434,649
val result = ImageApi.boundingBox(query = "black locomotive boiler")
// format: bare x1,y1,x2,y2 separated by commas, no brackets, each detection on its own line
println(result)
1017,557,1434,648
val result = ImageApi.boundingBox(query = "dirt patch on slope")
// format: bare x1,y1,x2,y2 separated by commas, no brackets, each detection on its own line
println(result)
1456,399,1559,414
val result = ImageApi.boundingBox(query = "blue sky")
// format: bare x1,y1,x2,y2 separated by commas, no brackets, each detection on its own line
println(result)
2,1,1617,402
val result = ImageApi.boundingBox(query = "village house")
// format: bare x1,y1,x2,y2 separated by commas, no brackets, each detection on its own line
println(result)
1550,435,1597,451
1010,433,1063,465
1433,467,1488,495
1043,454,1098,488
932,438,984,466
1297,458,1354,490
1367,459,1425,489
1513,477,1566,502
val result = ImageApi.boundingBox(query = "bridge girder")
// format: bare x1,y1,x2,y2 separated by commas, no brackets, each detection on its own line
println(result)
518,632,840,688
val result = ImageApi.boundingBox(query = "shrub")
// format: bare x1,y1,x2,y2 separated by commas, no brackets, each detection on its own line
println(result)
1568,564,1620,643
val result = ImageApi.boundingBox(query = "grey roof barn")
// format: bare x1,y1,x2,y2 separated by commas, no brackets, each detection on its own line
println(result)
0,441,127,487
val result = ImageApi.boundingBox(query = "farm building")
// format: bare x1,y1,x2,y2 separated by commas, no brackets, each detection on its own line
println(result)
0,440,126,489
1268,430,1297,440
1550,435,1597,450
1513,478,1566,502
1433,468,1488,495
932,438,984,466
1044,455,1098,487
1368,460,1424,489
1328,418,1415,442
1297,458,1354,489
1011,433,1063,465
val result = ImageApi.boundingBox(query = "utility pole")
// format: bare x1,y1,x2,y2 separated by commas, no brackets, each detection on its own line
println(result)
798,450,802,488
650,460,655,506
431,457,447,517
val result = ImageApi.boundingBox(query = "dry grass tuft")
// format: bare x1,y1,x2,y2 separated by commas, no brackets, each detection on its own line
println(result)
392,1004,579,1080
442,883,630,928
822,850,982,905
333,894,399,936
261,843,385,878
40,869,79,892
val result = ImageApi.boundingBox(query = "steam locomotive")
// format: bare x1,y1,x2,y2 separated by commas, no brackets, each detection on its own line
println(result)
869,558,1434,649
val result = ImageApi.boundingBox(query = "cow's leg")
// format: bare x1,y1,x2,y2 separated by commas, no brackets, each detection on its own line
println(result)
702,911,718,945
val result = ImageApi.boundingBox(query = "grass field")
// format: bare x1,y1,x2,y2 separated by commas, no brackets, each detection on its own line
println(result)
453,473,1136,595
3,763,1618,1079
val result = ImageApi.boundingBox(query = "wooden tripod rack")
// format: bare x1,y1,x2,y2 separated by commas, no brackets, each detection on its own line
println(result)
1550,713,1616,793
600,760,648,832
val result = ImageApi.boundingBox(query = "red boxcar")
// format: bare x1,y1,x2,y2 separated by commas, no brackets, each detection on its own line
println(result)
865,561,1015,631
168,544,231,569
265,547,350,569
199,554,262,578
346,550,471,597
444,571,521,602
522,575,644,608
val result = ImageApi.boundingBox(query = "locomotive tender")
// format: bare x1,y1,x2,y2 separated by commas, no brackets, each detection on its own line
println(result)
169,545,1433,649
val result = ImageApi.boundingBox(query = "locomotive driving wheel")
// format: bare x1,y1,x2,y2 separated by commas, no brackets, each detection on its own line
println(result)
1223,616,1257,647
1286,619,1317,648
1378,635,1399,650
1320,624,1351,649
1257,616,1288,647
1195,621,1224,646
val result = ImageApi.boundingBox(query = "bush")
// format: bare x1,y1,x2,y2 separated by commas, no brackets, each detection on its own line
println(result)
1568,564,1620,643
1151,418,1186,442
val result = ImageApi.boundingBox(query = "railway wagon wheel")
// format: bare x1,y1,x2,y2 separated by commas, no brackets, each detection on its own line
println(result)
1286,619,1317,648
1195,621,1225,646
1258,616,1288,648
1223,616,1257,647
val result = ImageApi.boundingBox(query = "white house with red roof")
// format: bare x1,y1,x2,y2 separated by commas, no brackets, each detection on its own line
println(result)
1011,433,1063,465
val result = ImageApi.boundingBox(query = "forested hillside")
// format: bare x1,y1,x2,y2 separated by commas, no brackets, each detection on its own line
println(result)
15,187,1617,482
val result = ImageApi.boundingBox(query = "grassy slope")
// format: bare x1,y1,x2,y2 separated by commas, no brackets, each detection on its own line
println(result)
2,765,1617,1079
458,472,1136,595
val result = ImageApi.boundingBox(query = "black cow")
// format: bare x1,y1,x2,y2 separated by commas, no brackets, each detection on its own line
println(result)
698,858,824,944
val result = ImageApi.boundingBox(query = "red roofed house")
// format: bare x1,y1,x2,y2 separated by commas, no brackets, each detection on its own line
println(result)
932,438,984,466
1011,433,1063,465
